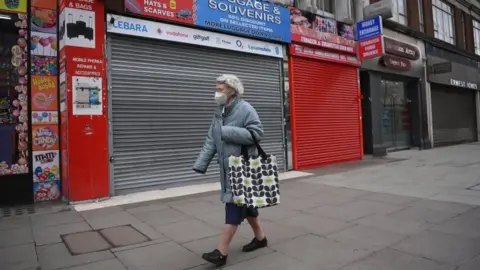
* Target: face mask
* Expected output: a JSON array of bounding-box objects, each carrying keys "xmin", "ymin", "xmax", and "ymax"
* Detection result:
[{"xmin": 215, "ymin": 92, "xmax": 227, "ymax": 105}]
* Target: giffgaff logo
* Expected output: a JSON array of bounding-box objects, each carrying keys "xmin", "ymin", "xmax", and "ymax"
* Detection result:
[
  {"xmin": 248, "ymin": 45, "xmax": 272, "ymax": 53},
  {"xmin": 193, "ymin": 34, "xmax": 210, "ymax": 41}
]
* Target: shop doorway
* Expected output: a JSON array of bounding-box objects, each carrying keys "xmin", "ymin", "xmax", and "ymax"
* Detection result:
[{"xmin": 380, "ymin": 80, "xmax": 412, "ymax": 151}]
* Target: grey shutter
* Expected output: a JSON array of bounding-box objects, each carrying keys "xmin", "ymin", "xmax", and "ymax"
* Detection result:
[
  {"xmin": 108, "ymin": 34, "xmax": 285, "ymax": 195},
  {"xmin": 431, "ymin": 85, "xmax": 478, "ymax": 147}
]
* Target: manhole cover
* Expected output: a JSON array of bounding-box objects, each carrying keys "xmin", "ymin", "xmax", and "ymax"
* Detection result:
[
  {"xmin": 0, "ymin": 205, "xmax": 35, "ymax": 219},
  {"xmin": 63, "ymin": 231, "xmax": 111, "ymax": 255}
]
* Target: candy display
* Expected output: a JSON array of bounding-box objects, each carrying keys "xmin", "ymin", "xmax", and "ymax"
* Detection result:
[
  {"xmin": 34, "ymin": 180, "xmax": 60, "ymax": 201},
  {"xmin": 31, "ymin": 7, "xmax": 57, "ymax": 33},
  {"xmin": 31, "ymin": 32, "xmax": 57, "ymax": 56},
  {"xmin": 32, "ymin": 125, "xmax": 59, "ymax": 151},
  {"xmin": 33, "ymin": 150, "xmax": 60, "ymax": 182},
  {"xmin": 31, "ymin": 55, "xmax": 57, "ymax": 76}
]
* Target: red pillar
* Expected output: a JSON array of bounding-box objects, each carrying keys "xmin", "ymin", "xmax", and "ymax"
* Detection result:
[{"xmin": 59, "ymin": 0, "xmax": 109, "ymax": 201}]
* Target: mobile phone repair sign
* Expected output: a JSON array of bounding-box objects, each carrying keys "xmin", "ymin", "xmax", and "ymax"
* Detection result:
[{"xmin": 196, "ymin": 0, "xmax": 291, "ymax": 43}]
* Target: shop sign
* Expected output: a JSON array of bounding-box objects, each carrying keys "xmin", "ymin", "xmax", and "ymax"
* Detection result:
[
  {"xmin": 107, "ymin": 14, "xmax": 284, "ymax": 58},
  {"xmin": 384, "ymin": 37, "xmax": 420, "ymax": 60},
  {"xmin": 430, "ymin": 61, "xmax": 452, "ymax": 74},
  {"xmin": 381, "ymin": 55, "xmax": 411, "ymax": 71},
  {"xmin": 450, "ymin": 79, "xmax": 478, "ymax": 90},
  {"xmin": 358, "ymin": 36, "xmax": 384, "ymax": 60},
  {"xmin": 196, "ymin": 0, "xmax": 291, "ymax": 43},
  {"xmin": 290, "ymin": 44, "xmax": 359, "ymax": 66},
  {"xmin": 356, "ymin": 16, "xmax": 383, "ymax": 41},
  {"xmin": 125, "ymin": 0, "xmax": 194, "ymax": 24},
  {"xmin": 290, "ymin": 7, "xmax": 356, "ymax": 54}
]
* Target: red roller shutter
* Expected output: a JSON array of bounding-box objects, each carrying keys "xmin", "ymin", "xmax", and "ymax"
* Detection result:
[{"xmin": 290, "ymin": 56, "xmax": 363, "ymax": 169}]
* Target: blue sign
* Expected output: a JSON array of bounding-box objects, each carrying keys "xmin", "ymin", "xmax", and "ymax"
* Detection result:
[
  {"xmin": 196, "ymin": 0, "xmax": 291, "ymax": 43},
  {"xmin": 356, "ymin": 16, "xmax": 383, "ymax": 41}
]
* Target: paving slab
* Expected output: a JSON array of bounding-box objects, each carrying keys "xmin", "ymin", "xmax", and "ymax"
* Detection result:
[
  {"xmin": 153, "ymin": 218, "xmax": 220, "ymax": 243},
  {"xmin": 326, "ymin": 224, "xmax": 407, "ymax": 251},
  {"xmin": 168, "ymin": 200, "xmax": 223, "ymax": 218},
  {"xmin": 340, "ymin": 248, "xmax": 455, "ymax": 270},
  {"xmin": 271, "ymin": 234, "xmax": 372, "ymax": 270},
  {"xmin": 431, "ymin": 215, "xmax": 480, "ymax": 239},
  {"xmin": 81, "ymin": 207, "xmax": 140, "ymax": 230},
  {"xmin": 0, "ymin": 226, "xmax": 34, "ymax": 248},
  {"xmin": 37, "ymin": 243, "xmax": 114, "ymax": 270},
  {"xmin": 221, "ymin": 252, "xmax": 316, "ymax": 270},
  {"xmin": 407, "ymin": 199, "xmax": 475, "ymax": 214},
  {"xmin": 61, "ymin": 259, "xmax": 127, "ymax": 270},
  {"xmin": 360, "ymin": 192, "xmax": 420, "ymax": 206},
  {"xmin": 393, "ymin": 230, "xmax": 480, "ymax": 265},
  {"xmin": 0, "ymin": 243, "xmax": 38, "ymax": 270},
  {"xmin": 305, "ymin": 192, "xmax": 358, "ymax": 207},
  {"xmin": 100, "ymin": 225, "xmax": 149, "ymax": 247},
  {"xmin": 353, "ymin": 214, "xmax": 430, "ymax": 235},
  {"xmin": 279, "ymin": 195, "xmax": 324, "ymax": 211},
  {"xmin": 132, "ymin": 207, "xmax": 191, "ymax": 227},
  {"xmin": 63, "ymin": 231, "xmax": 111, "ymax": 255},
  {"xmin": 388, "ymin": 205, "xmax": 459, "ymax": 224},
  {"xmin": 123, "ymin": 202, "xmax": 169, "ymax": 214},
  {"xmin": 305, "ymin": 200, "xmax": 406, "ymax": 222},
  {"xmin": 31, "ymin": 211, "xmax": 83, "ymax": 228},
  {"xmin": 33, "ymin": 221, "xmax": 91, "ymax": 246},
  {"xmin": 255, "ymin": 206, "xmax": 303, "ymax": 222},
  {"xmin": 182, "ymin": 233, "xmax": 275, "ymax": 267},
  {"xmin": 115, "ymin": 241, "xmax": 204, "ymax": 270},
  {"xmin": 237, "ymin": 220, "xmax": 308, "ymax": 246},
  {"xmin": 457, "ymin": 255, "xmax": 480, "ymax": 270},
  {"xmin": 275, "ymin": 213, "xmax": 354, "ymax": 236},
  {"xmin": 0, "ymin": 217, "xmax": 31, "ymax": 231}
]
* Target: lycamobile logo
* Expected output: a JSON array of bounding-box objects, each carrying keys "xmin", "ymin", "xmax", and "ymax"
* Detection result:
[{"xmin": 248, "ymin": 45, "xmax": 271, "ymax": 52}]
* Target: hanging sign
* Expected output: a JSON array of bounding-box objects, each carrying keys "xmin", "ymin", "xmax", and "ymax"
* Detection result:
[
  {"xmin": 196, "ymin": 0, "xmax": 291, "ymax": 43},
  {"xmin": 0, "ymin": 0, "xmax": 27, "ymax": 13},
  {"xmin": 356, "ymin": 16, "xmax": 383, "ymax": 41},
  {"xmin": 358, "ymin": 36, "xmax": 384, "ymax": 60}
]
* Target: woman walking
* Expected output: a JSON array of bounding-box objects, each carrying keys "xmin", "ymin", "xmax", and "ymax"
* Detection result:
[{"xmin": 193, "ymin": 74, "xmax": 268, "ymax": 267}]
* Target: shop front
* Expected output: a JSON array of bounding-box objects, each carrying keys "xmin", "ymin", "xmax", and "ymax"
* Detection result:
[
  {"xmin": 105, "ymin": 1, "xmax": 291, "ymax": 195},
  {"xmin": 0, "ymin": 1, "xmax": 61, "ymax": 206},
  {"xmin": 287, "ymin": 7, "xmax": 363, "ymax": 169},
  {"xmin": 426, "ymin": 44, "xmax": 480, "ymax": 147},
  {"xmin": 360, "ymin": 29, "xmax": 427, "ymax": 156}
]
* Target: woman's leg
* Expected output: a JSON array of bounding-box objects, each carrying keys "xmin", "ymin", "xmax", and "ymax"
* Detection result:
[
  {"xmin": 246, "ymin": 216, "xmax": 265, "ymax": 240},
  {"xmin": 243, "ymin": 209, "xmax": 268, "ymax": 252},
  {"xmin": 218, "ymin": 224, "xmax": 237, "ymax": 255}
]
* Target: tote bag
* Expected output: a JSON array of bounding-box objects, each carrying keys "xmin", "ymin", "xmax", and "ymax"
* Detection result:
[{"xmin": 228, "ymin": 131, "xmax": 280, "ymax": 208}]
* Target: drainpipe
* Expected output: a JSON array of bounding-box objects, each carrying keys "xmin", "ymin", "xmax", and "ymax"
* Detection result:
[{"xmin": 354, "ymin": 0, "xmax": 365, "ymax": 22}]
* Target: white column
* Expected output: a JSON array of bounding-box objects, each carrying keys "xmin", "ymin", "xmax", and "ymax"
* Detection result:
[{"xmin": 354, "ymin": 0, "xmax": 367, "ymax": 22}]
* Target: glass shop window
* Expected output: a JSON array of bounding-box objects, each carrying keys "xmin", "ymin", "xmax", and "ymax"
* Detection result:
[{"xmin": 0, "ymin": 12, "xmax": 29, "ymax": 176}]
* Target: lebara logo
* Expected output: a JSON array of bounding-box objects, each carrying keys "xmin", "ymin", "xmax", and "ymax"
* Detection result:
[
  {"xmin": 193, "ymin": 34, "xmax": 210, "ymax": 41},
  {"xmin": 248, "ymin": 45, "xmax": 272, "ymax": 53},
  {"xmin": 113, "ymin": 20, "xmax": 148, "ymax": 33}
]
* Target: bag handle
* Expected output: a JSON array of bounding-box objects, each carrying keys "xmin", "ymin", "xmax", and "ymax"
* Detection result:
[{"xmin": 241, "ymin": 130, "xmax": 268, "ymax": 161}]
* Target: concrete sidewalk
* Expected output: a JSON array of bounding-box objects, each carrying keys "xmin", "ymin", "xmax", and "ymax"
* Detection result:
[{"xmin": 1, "ymin": 144, "xmax": 480, "ymax": 270}]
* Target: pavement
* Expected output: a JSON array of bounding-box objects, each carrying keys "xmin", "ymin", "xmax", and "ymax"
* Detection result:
[{"xmin": 1, "ymin": 143, "xmax": 480, "ymax": 270}]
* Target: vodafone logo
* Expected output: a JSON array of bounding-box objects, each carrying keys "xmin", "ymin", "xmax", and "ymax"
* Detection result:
[{"xmin": 165, "ymin": 31, "xmax": 189, "ymax": 38}]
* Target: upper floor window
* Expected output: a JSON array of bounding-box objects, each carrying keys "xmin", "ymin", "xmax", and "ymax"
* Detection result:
[
  {"xmin": 296, "ymin": 0, "xmax": 334, "ymax": 16},
  {"xmin": 390, "ymin": 0, "xmax": 407, "ymax": 25},
  {"xmin": 432, "ymin": 0, "xmax": 455, "ymax": 44},
  {"xmin": 474, "ymin": 20, "xmax": 480, "ymax": 55},
  {"xmin": 418, "ymin": 0, "xmax": 424, "ymax": 32}
]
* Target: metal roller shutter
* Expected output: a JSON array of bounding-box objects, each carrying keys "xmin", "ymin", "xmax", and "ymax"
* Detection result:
[
  {"xmin": 290, "ymin": 56, "xmax": 362, "ymax": 169},
  {"xmin": 108, "ymin": 35, "xmax": 285, "ymax": 195},
  {"xmin": 431, "ymin": 85, "xmax": 477, "ymax": 146}
]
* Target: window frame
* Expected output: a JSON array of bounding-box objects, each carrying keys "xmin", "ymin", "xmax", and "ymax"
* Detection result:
[
  {"xmin": 432, "ymin": 0, "xmax": 455, "ymax": 44},
  {"xmin": 474, "ymin": 19, "xmax": 480, "ymax": 55},
  {"xmin": 389, "ymin": 0, "xmax": 408, "ymax": 25}
]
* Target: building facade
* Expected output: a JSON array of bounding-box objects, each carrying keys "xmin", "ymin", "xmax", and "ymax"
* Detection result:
[{"xmin": 360, "ymin": 0, "xmax": 480, "ymax": 155}]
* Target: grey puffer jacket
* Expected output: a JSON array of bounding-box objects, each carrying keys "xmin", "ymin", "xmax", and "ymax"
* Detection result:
[{"xmin": 193, "ymin": 98, "xmax": 264, "ymax": 203}]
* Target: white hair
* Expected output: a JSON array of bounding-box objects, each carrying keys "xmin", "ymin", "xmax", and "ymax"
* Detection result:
[{"xmin": 216, "ymin": 74, "xmax": 244, "ymax": 96}]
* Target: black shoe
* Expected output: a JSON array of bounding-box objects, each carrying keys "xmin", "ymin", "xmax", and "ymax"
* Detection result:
[
  {"xmin": 202, "ymin": 249, "xmax": 227, "ymax": 267},
  {"xmin": 242, "ymin": 237, "xmax": 268, "ymax": 252}
]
